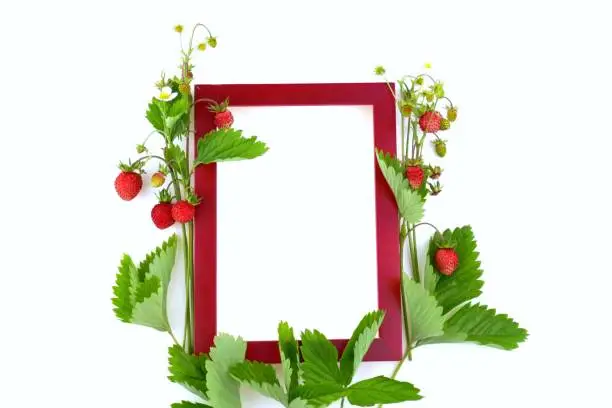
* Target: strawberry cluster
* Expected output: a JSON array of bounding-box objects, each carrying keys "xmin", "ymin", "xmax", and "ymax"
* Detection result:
[
  {"xmin": 114, "ymin": 166, "xmax": 198, "ymax": 229},
  {"xmin": 376, "ymin": 65, "xmax": 460, "ymax": 276}
]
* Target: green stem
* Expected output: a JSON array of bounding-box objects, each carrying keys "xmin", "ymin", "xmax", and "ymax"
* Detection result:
[
  {"xmin": 340, "ymin": 398, "xmax": 345, "ymax": 408},
  {"xmin": 408, "ymin": 222, "xmax": 440, "ymax": 234},
  {"xmin": 167, "ymin": 164, "xmax": 192, "ymax": 353},
  {"xmin": 407, "ymin": 226, "xmax": 420, "ymax": 283},
  {"xmin": 405, "ymin": 118, "xmax": 411, "ymax": 161},
  {"xmin": 399, "ymin": 228, "xmax": 413, "ymax": 358},
  {"xmin": 181, "ymin": 223, "xmax": 192, "ymax": 353},
  {"xmin": 400, "ymin": 115, "xmax": 405, "ymax": 163},
  {"xmin": 169, "ymin": 329, "xmax": 181, "ymax": 347}
]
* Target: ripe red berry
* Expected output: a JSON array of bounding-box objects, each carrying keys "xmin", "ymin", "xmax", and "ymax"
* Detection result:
[
  {"xmin": 419, "ymin": 111, "xmax": 443, "ymax": 133},
  {"xmin": 151, "ymin": 202, "xmax": 174, "ymax": 229},
  {"xmin": 434, "ymin": 248, "xmax": 459, "ymax": 276},
  {"xmin": 114, "ymin": 171, "xmax": 143, "ymax": 201},
  {"xmin": 406, "ymin": 166, "xmax": 425, "ymax": 189},
  {"xmin": 214, "ymin": 110, "xmax": 234, "ymax": 129},
  {"xmin": 171, "ymin": 200, "xmax": 196, "ymax": 223}
]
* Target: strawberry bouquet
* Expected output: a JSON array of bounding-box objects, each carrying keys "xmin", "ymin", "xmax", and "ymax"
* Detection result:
[{"xmin": 373, "ymin": 64, "xmax": 528, "ymax": 390}]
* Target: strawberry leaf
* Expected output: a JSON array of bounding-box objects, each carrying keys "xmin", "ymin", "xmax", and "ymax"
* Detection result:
[
  {"xmin": 146, "ymin": 99, "xmax": 164, "ymax": 132},
  {"xmin": 339, "ymin": 310, "xmax": 385, "ymax": 385},
  {"xmin": 205, "ymin": 334, "xmax": 247, "ymax": 408},
  {"xmin": 278, "ymin": 322, "xmax": 300, "ymax": 401},
  {"xmin": 168, "ymin": 345, "xmax": 208, "ymax": 400},
  {"xmin": 195, "ymin": 128, "xmax": 268, "ymax": 166},
  {"xmin": 230, "ymin": 361, "xmax": 287, "ymax": 405},
  {"xmin": 112, "ymin": 254, "xmax": 139, "ymax": 322},
  {"xmin": 402, "ymin": 276, "xmax": 445, "ymax": 345},
  {"xmin": 421, "ymin": 303, "xmax": 528, "ymax": 350},
  {"xmin": 295, "ymin": 382, "xmax": 347, "ymax": 405},
  {"xmin": 346, "ymin": 376, "xmax": 422, "ymax": 406},
  {"xmin": 430, "ymin": 226, "xmax": 484, "ymax": 313},
  {"xmin": 376, "ymin": 150, "xmax": 424, "ymax": 224},
  {"xmin": 171, "ymin": 402, "xmax": 211, "ymax": 408},
  {"xmin": 300, "ymin": 330, "xmax": 342, "ymax": 386},
  {"xmin": 112, "ymin": 236, "xmax": 177, "ymax": 332}
]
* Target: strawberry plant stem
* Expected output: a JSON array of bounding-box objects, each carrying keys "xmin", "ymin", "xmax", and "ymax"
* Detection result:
[{"xmin": 168, "ymin": 164, "xmax": 193, "ymax": 353}]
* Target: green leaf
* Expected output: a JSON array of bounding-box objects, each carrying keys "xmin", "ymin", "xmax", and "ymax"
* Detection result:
[
  {"xmin": 112, "ymin": 235, "xmax": 177, "ymax": 331},
  {"xmin": 112, "ymin": 254, "xmax": 138, "ymax": 322},
  {"xmin": 205, "ymin": 334, "xmax": 247, "ymax": 408},
  {"xmin": 347, "ymin": 376, "xmax": 422, "ymax": 406},
  {"xmin": 168, "ymin": 345, "xmax": 208, "ymax": 400},
  {"xmin": 171, "ymin": 402, "xmax": 211, "ymax": 408},
  {"xmin": 130, "ymin": 235, "xmax": 177, "ymax": 331},
  {"xmin": 431, "ymin": 226, "xmax": 484, "ymax": 313},
  {"xmin": 146, "ymin": 100, "xmax": 164, "ymax": 132},
  {"xmin": 402, "ymin": 276, "xmax": 445, "ymax": 345},
  {"xmin": 278, "ymin": 322, "xmax": 300, "ymax": 400},
  {"xmin": 165, "ymin": 144, "xmax": 189, "ymax": 180},
  {"xmin": 230, "ymin": 361, "xmax": 287, "ymax": 405},
  {"xmin": 300, "ymin": 330, "xmax": 342, "ymax": 386},
  {"xmin": 376, "ymin": 150, "xmax": 424, "ymax": 224},
  {"xmin": 168, "ymin": 93, "xmax": 190, "ymax": 117},
  {"xmin": 195, "ymin": 128, "xmax": 269, "ymax": 165},
  {"xmin": 439, "ymin": 303, "xmax": 528, "ymax": 350},
  {"xmin": 288, "ymin": 399, "xmax": 312, "ymax": 408},
  {"xmin": 296, "ymin": 383, "xmax": 346, "ymax": 406},
  {"xmin": 339, "ymin": 310, "xmax": 385, "ymax": 385}
]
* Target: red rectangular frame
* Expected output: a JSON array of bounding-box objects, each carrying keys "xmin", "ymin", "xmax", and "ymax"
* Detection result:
[{"xmin": 194, "ymin": 82, "xmax": 401, "ymax": 363}]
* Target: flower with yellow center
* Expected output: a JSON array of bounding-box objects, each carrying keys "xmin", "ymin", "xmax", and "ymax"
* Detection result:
[
  {"xmin": 174, "ymin": 25, "xmax": 184, "ymax": 33},
  {"xmin": 155, "ymin": 86, "xmax": 178, "ymax": 102},
  {"xmin": 197, "ymin": 43, "xmax": 206, "ymax": 51},
  {"xmin": 424, "ymin": 62, "xmax": 432, "ymax": 69}
]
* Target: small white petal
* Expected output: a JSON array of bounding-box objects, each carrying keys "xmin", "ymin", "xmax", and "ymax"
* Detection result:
[
  {"xmin": 161, "ymin": 86, "xmax": 173, "ymax": 94},
  {"xmin": 167, "ymin": 92, "xmax": 178, "ymax": 101}
]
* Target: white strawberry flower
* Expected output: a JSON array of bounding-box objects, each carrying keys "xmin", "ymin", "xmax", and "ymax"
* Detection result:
[{"xmin": 155, "ymin": 86, "xmax": 178, "ymax": 102}]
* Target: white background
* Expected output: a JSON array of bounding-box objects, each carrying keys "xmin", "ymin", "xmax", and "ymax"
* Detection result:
[
  {"xmin": 1, "ymin": 0, "xmax": 611, "ymax": 407},
  {"xmin": 216, "ymin": 106, "xmax": 378, "ymax": 340}
]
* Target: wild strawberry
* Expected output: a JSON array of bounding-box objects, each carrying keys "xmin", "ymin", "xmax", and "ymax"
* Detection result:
[
  {"xmin": 151, "ymin": 172, "xmax": 166, "ymax": 188},
  {"xmin": 115, "ymin": 171, "xmax": 142, "ymax": 201},
  {"xmin": 214, "ymin": 110, "xmax": 234, "ymax": 128},
  {"xmin": 419, "ymin": 111, "xmax": 442, "ymax": 133},
  {"xmin": 172, "ymin": 200, "xmax": 196, "ymax": 223},
  {"xmin": 434, "ymin": 248, "xmax": 459, "ymax": 276},
  {"xmin": 434, "ymin": 140, "xmax": 447, "ymax": 157},
  {"xmin": 209, "ymin": 98, "xmax": 234, "ymax": 129},
  {"xmin": 429, "ymin": 181, "xmax": 442, "ymax": 196},
  {"xmin": 178, "ymin": 82, "xmax": 190, "ymax": 95},
  {"xmin": 446, "ymin": 106, "xmax": 458, "ymax": 122},
  {"xmin": 400, "ymin": 103, "xmax": 413, "ymax": 117},
  {"xmin": 151, "ymin": 202, "xmax": 174, "ymax": 229},
  {"xmin": 440, "ymin": 118, "xmax": 451, "ymax": 130},
  {"xmin": 406, "ymin": 164, "xmax": 425, "ymax": 189},
  {"xmin": 429, "ymin": 165, "xmax": 443, "ymax": 179}
]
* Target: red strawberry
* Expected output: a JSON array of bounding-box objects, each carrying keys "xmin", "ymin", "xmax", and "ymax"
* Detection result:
[
  {"xmin": 172, "ymin": 200, "xmax": 196, "ymax": 223},
  {"xmin": 434, "ymin": 248, "xmax": 459, "ymax": 276},
  {"xmin": 151, "ymin": 202, "xmax": 174, "ymax": 229},
  {"xmin": 209, "ymin": 98, "xmax": 234, "ymax": 129},
  {"xmin": 406, "ymin": 165, "xmax": 425, "ymax": 189},
  {"xmin": 419, "ymin": 111, "xmax": 443, "ymax": 133},
  {"xmin": 214, "ymin": 110, "xmax": 234, "ymax": 129},
  {"xmin": 115, "ymin": 171, "xmax": 142, "ymax": 201}
]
